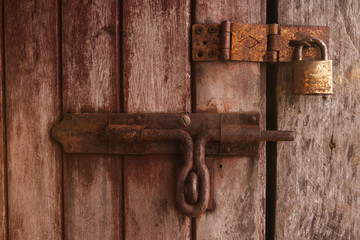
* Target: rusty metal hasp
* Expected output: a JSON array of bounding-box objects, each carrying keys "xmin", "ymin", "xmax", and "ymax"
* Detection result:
[
  {"xmin": 52, "ymin": 113, "xmax": 294, "ymax": 217},
  {"xmin": 192, "ymin": 21, "xmax": 330, "ymax": 63}
]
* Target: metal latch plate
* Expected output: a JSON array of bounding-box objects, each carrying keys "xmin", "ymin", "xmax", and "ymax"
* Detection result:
[{"xmin": 192, "ymin": 22, "xmax": 330, "ymax": 62}]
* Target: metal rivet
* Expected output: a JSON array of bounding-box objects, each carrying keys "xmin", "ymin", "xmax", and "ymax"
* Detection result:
[
  {"xmin": 179, "ymin": 115, "xmax": 191, "ymax": 127},
  {"xmin": 225, "ymin": 146, "xmax": 232, "ymax": 153},
  {"xmin": 249, "ymin": 115, "xmax": 257, "ymax": 123},
  {"xmin": 208, "ymin": 50, "xmax": 217, "ymax": 58},
  {"xmin": 195, "ymin": 27, "xmax": 203, "ymax": 34},
  {"xmin": 208, "ymin": 26, "xmax": 216, "ymax": 33}
]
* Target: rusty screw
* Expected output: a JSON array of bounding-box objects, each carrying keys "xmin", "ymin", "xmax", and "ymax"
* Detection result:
[
  {"xmin": 224, "ymin": 146, "xmax": 232, "ymax": 153},
  {"xmin": 208, "ymin": 50, "xmax": 217, "ymax": 58},
  {"xmin": 195, "ymin": 27, "xmax": 203, "ymax": 34},
  {"xmin": 249, "ymin": 115, "xmax": 257, "ymax": 123},
  {"xmin": 179, "ymin": 115, "xmax": 191, "ymax": 127},
  {"xmin": 208, "ymin": 26, "xmax": 217, "ymax": 33}
]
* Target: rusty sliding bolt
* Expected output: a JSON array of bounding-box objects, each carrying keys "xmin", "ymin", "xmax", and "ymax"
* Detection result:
[
  {"xmin": 105, "ymin": 124, "xmax": 294, "ymax": 218},
  {"xmin": 106, "ymin": 125, "xmax": 217, "ymax": 217},
  {"xmin": 221, "ymin": 126, "xmax": 294, "ymax": 143}
]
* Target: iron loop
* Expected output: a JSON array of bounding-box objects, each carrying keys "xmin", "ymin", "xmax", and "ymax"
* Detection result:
[{"xmin": 176, "ymin": 131, "xmax": 217, "ymax": 217}]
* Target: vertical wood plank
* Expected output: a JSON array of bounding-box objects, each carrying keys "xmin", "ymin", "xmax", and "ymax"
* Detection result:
[
  {"xmin": 62, "ymin": 0, "xmax": 122, "ymax": 239},
  {"xmin": 276, "ymin": 1, "xmax": 360, "ymax": 239},
  {"xmin": 123, "ymin": 0, "xmax": 191, "ymax": 113},
  {"xmin": 5, "ymin": 0, "xmax": 62, "ymax": 239},
  {"xmin": 122, "ymin": 0, "xmax": 191, "ymax": 239},
  {"xmin": 0, "ymin": 0, "xmax": 6, "ymax": 238},
  {"xmin": 194, "ymin": 1, "xmax": 266, "ymax": 239}
]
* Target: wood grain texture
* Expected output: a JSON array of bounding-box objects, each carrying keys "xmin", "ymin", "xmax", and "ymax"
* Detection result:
[
  {"xmin": 62, "ymin": 0, "xmax": 122, "ymax": 239},
  {"xmin": 62, "ymin": 0, "xmax": 119, "ymax": 113},
  {"xmin": 64, "ymin": 155, "xmax": 121, "ymax": 239},
  {"xmin": 194, "ymin": 1, "xmax": 266, "ymax": 239},
  {"xmin": 123, "ymin": 0, "xmax": 191, "ymax": 113},
  {"xmin": 4, "ymin": 0, "xmax": 62, "ymax": 239},
  {"xmin": 124, "ymin": 156, "xmax": 190, "ymax": 240},
  {"xmin": 276, "ymin": 1, "xmax": 360, "ymax": 239},
  {"xmin": 0, "ymin": 0, "xmax": 6, "ymax": 238},
  {"xmin": 122, "ymin": 0, "xmax": 191, "ymax": 238}
]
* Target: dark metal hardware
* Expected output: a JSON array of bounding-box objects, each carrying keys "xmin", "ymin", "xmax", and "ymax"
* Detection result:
[
  {"xmin": 192, "ymin": 21, "xmax": 330, "ymax": 63},
  {"xmin": 52, "ymin": 112, "xmax": 294, "ymax": 217}
]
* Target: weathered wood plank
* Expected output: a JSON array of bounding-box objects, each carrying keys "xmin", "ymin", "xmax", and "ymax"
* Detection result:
[
  {"xmin": 194, "ymin": 1, "xmax": 266, "ymax": 239},
  {"xmin": 122, "ymin": 0, "xmax": 191, "ymax": 238},
  {"xmin": 62, "ymin": 0, "xmax": 122, "ymax": 239},
  {"xmin": 62, "ymin": 0, "xmax": 119, "ymax": 113},
  {"xmin": 276, "ymin": 1, "xmax": 360, "ymax": 239},
  {"xmin": 4, "ymin": 0, "xmax": 62, "ymax": 238},
  {"xmin": 0, "ymin": 0, "xmax": 6, "ymax": 238},
  {"xmin": 123, "ymin": 0, "xmax": 191, "ymax": 113},
  {"xmin": 63, "ymin": 155, "xmax": 121, "ymax": 239},
  {"xmin": 124, "ymin": 156, "xmax": 190, "ymax": 239}
]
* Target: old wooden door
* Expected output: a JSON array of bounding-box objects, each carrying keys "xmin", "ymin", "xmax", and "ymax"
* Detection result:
[
  {"xmin": 0, "ymin": 0, "xmax": 358, "ymax": 240},
  {"xmin": 0, "ymin": 0, "xmax": 267, "ymax": 239}
]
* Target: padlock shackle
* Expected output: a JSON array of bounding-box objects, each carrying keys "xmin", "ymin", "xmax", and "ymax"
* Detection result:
[
  {"xmin": 293, "ymin": 37, "xmax": 328, "ymax": 61},
  {"xmin": 294, "ymin": 44, "xmax": 304, "ymax": 61},
  {"xmin": 308, "ymin": 37, "xmax": 328, "ymax": 60}
]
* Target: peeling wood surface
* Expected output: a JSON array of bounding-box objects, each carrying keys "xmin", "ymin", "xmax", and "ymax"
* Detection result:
[
  {"xmin": 62, "ymin": 0, "xmax": 122, "ymax": 239},
  {"xmin": 276, "ymin": 1, "xmax": 360, "ymax": 239},
  {"xmin": 194, "ymin": 0, "xmax": 266, "ymax": 239},
  {"xmin": 122, "ymin": 0, "xmax": 191, "ymax": 238},
  {"xmin": 4, "ymin": 0, "xmax": 62, "ymax": 239},
  {"xmin": 0, "ymin": 0, "xmax": 6, "ymax": 238}
]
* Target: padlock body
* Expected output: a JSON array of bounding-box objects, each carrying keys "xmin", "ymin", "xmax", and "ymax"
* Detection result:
[{"xmin": 293, "ymin": 60, "xmax": 332, "ymax": 94}]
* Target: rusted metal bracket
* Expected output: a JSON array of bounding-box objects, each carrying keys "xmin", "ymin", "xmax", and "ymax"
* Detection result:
[
  {"xmin": 52, "ymin": 113, "xmax": 294, "ymax": 217},
  {"xmin": 192, "ymin": 21, "xmax": 330, "ymax": 63}
]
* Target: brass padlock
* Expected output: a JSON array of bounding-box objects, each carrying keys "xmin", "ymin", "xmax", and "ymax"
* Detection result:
[{"xmin": 293, "ymin": 37, "xmax": 332, "ymax": 94}]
